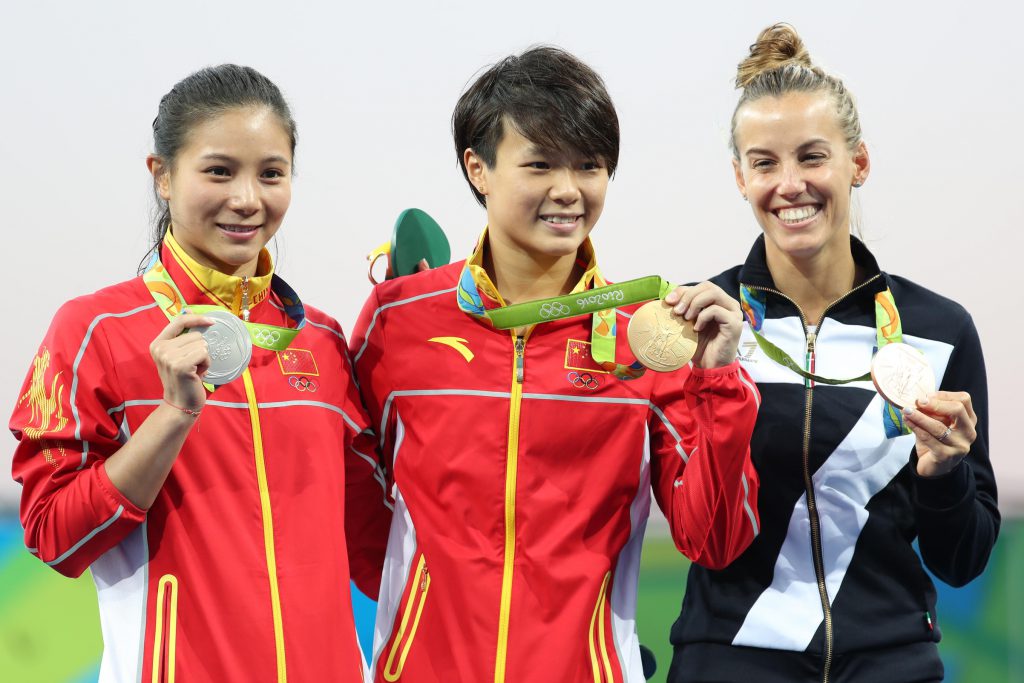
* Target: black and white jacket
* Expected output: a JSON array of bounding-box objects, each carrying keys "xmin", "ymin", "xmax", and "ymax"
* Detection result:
[{"xmin": 668, "ymin": 237, "xmax": 999, "ymax": 683}]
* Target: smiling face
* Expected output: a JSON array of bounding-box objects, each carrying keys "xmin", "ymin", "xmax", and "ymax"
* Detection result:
[
  {"xmin": 149, "ymin": 106, "xmax": 293, "ymax": 277},
  {"xmin": 465, "ymin": 122, "xmax": 609, "ymax": 268},
  {"xmin": 732, "ymin": 91, "xmax": 869, "ymax": 267}
]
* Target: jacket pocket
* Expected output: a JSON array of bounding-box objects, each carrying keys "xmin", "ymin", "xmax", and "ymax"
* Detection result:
[
  {"xmin": 382, "ymin": 554, "xmax": 431, "ymax": 682},
  {"xmin": 588, "ymin": 572, "xmax": 615, "ymax": 683},
  {"xmin": 151, "ymin": 574, "xmax": 179, "ymax": 683}
]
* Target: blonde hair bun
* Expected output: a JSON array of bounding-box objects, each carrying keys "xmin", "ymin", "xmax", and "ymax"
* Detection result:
[{"xmin": 736, "ymin": 23, "xmax": 812, "ymax": 89}]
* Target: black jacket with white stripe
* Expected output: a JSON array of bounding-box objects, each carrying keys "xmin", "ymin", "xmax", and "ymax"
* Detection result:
[{"xmin": 667, "ymin": 236, "xmax": 999, "ymax": 683}]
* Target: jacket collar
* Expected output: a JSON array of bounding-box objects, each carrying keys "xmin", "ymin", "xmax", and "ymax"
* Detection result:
[
  {"xmin": 457, "ymin": 227, "xmax": 602, "ymax": 320},
  {"xmin": 162, "ymin": 230, "xmax": 274, "ymax": 316},
  {"xmin": 738, "ymin": 234, "xmax": 887, "ymax": 297}
]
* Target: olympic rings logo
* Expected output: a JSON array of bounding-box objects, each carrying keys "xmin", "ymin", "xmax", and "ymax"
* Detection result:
[
  {"xmin": 288, "ymin": 375, "xmax": 318, "ymax": 392},
  {"xmin": 567, "ymin": 371, "xmax": 600, "ymax": 390},
  {"xmin": 254, "ymin": 328, "xmax": 282, "ymax": 345},
  {"xmin": 539, "ymin": 302, "xmax": 572, "ymax": 319},
  {"xmin": 576, "ymin": 289, "xmax": 624, "ymax": 308}
]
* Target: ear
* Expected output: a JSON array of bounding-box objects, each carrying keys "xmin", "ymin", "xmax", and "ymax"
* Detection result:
[
  {"xmin": 851, "ymin": 141, "xmax": 871, "ymax": 188},
  {"xmin": 732, "ymin": 157, "xmax": 748, "ymax": 200},
  {"xmin": 147, "ymin": 155, "xmax": 171, "ymax": 201},
  {"xmin": 464, "ymin": 148, "xmax": 488, "ymax": 196}
]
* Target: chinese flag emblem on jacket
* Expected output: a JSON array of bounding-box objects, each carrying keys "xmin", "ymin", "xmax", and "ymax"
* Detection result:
[{"xmin": 277, "ymin": 349, "xmax": 319, "ymax": 376}]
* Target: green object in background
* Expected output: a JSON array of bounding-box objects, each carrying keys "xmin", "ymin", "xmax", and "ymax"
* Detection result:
[
  {"xmin": 391, "ymin": 208, "xmax": 450, "ymax": 277},
  {"xmin": 368, "ymin": 208, "xmax": 451, "ymax": 283},
  {"xmin": 0, "ymin": 545, "xmax": 101, "ymax": 682}
]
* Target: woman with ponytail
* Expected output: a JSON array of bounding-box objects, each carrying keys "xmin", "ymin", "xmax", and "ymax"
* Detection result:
[
  {"xmin": 9, "ymin": 65, "xmax": 390, "ymax": 682},
  {"xmin": 668, "ymin": 24, "xmax": 999, "ymax": 683}
]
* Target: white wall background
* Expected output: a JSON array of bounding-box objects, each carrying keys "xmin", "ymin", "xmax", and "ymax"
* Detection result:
[{"xmin": 1, "ymin": 0, "xmax": 1020, "ymax": 512}]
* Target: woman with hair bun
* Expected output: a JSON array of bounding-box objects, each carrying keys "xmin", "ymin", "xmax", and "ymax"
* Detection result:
[
  {"xmin": 668, "ymin": 24, "xmax": 999, "ymax": 683},
  {"xmin": 9, "ymin": 65, "xmax": 390, "ymax": 681}
]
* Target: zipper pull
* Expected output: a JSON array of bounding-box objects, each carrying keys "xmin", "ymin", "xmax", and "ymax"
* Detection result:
[
  {"xmin": 420, "ymin": 564, "xmax": 429, "ymax": 592},
  {"xmin": 241, "ymin": 276, "xmax": 251, "ymax": 322},
  {"xmin": 925, "ymin": 611, "xmax": 934, "ymax": 631},
  {"xmin": 806, "ymin": 330, "xmax": 816, "ymax": 354},
  {"xmin": 514, "ymin": 335, "xmax": 525, "ymax": 384}
]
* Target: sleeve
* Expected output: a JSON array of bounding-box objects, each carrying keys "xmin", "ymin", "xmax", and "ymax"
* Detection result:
[
  {"xmin": 345, "ymin": 287, "xmax": 396, "ymax": 598},
  {"xmin": 9, "ymin": 301, "xmax": 147, "ymax": 578},
  {"xmin": 648, "ymin": 360, "xmax": 761, "ymax": 570},
  {"xmin": 912, "ymin": 314, "xmax": 999, "ymax": 587}
]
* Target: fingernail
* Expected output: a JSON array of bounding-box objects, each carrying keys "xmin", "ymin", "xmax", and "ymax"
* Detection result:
[
  {"xmin": 903, "ymin": 406, "xmax": 915, "ymax": 416},
  {"xmin": 918, "ymin": 397, "xmax": 929, "ymax": 406}
]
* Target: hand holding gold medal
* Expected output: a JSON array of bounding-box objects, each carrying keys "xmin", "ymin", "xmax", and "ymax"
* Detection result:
[{"xmin": 629, "ymin": 282, "xmax": 744, "ymax": 371}]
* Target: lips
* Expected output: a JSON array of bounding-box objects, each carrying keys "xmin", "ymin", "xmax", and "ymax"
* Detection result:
[
  {"xmin": 540, "ymin": 214, "xmax": 581, "ymax": 225},
  {"xmin": 774, "ymin": 205, "xmax": 820, "ymax": 225},
  {"xmin": 218, "ymin": 224, "xmax": 260, "ymax": 233}
]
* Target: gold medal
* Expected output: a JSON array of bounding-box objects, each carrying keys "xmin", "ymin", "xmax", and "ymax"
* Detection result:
[
  {"xmin": 870, "ymin": 342, "xmax": 935, "ymax": 409},
  {"xmin": 627, "ymin": 301, "xmax": 698, "ymax": 372}
]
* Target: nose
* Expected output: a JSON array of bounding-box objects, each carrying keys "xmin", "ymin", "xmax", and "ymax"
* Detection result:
[
  {"xmin": 549, "ymin": 168, "xmax": 582, "ymax": 204},
  {"xmin": 776, "ymin": 163, "xmax": 806, "ymax": 198},
  {"xmin": 228, "ymin": 176, "xmax": 260, "ymax": 215}
]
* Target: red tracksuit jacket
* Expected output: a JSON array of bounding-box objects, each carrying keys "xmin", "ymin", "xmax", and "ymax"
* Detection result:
[
  {"xmin": 10, "ymin": 235, "xmax": 390, "ymax": 682},
  {"xmin": 349, "ymin": 236, "xmax": 761, "ymax": 682}
]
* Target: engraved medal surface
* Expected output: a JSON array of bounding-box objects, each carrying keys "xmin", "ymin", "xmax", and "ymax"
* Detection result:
[
  {"xmin": 870, "ymin": 342, "xmax": 935, "ymax": 409},
  {"xmin": 627, "ymin": 301, "xmax": 698, "ymax": 372},
  {"xmin": 198, "ymin": 310, "xmax": 253, "ymax": 386}
]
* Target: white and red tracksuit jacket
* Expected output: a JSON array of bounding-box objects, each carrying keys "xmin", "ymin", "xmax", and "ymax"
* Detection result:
[
  {"xmin": 349, "ymin": 235, "xmax": 761, "ymax": 683},
  {"xmin": 10, "ymin": 234, "xmax": 391, "ymax": 682}
]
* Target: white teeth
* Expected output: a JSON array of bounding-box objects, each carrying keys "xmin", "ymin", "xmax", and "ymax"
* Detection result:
[
  {"xmin": 543, "ymin": 215, "xmax": 578, "ymax": 224},
  {"xmin": 220, "ymin": 224, "xmax": 257, "ymax": 233},
  {"xmin": 777, "ymin": 206, "xmax": 819, "ymax": 223}
]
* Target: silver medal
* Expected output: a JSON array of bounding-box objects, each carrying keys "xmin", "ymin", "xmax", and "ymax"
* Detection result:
[{"xmin": 198, "ymin": 310, "xmax": 252, "ymax": 385}]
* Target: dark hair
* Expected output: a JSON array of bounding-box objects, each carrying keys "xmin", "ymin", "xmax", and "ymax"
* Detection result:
[
  {"xmin": 142, "ymin": 64, "xmax": 297, "ymax": 269},
  {"xmin": 452, "ymin": 46, "xmax": 619, "ymax": 207}
]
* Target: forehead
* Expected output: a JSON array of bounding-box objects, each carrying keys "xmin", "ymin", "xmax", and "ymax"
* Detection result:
[
  {"xmin": 493, "ymin": 122, "xmax": 583, "ymax": 162},
  {"xmin": 734, "ymin": 92, "xmax": 843, "ymax": 151},
  {"xmin": 181, "ymin": 106, "xmax": 293, "ymax": 158}
]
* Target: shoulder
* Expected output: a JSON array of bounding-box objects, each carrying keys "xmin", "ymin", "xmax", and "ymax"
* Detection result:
[
  {"xmin": 370, "ymin": 261, "xmax": 463, "ymax": 306},
  {"xmin": 298, "ymin": 303, "xmax": 349, "ymax": 344},
  {"xmin": 885, "ymin": 273, "xmax": 974, "ymax": 344},
  {"xmin": 707, "ymin": 265, "xmax": 744, "ymax": 295},
  {"xmin": 50, "ymin": 277, "xmax": 154, "ymax": 333}
]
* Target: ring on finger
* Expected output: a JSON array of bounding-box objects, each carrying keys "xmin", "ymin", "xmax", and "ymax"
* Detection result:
[{"xmin": 937, "ymin": 426, "xmax": 953, "ymax": 444}]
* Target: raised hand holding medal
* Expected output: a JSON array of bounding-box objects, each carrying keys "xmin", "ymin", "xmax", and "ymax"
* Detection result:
[
  {"xmin": 661, "ymin": 281, "xmax": 745, "ymax": 370},
  {"xmin": 150, "ymin": 312, "xmax": 216, "ymax": 418}
]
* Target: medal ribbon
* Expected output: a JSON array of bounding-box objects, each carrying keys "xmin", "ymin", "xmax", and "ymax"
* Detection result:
[
  {"xmin": 739, "ymin": 284, "xmax": 911, "ymax": 436},
  {"xmin": 458, "ymin": 271, "xmax": 675, "ymax": 381},
  {"xmin": 143, "ymin": 254, "xmax": 306, "ymax": 388}
]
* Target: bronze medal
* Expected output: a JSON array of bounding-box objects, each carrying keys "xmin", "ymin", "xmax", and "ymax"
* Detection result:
[
  {"xmin": 627, "ymin": 301, "xmax": 698, "ymax": 372},
  {"xmin": 870, "ymin": 342, "xmax": 935, "ymax": 409}
]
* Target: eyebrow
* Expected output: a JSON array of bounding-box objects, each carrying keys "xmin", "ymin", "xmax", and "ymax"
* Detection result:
[
  {"xmin": 743, "ymin": 138, "xmax": 832, "ymax": 157},
  {"xmin": 200, "ymin": 153, "xmax": 290, "ymax": 164}
]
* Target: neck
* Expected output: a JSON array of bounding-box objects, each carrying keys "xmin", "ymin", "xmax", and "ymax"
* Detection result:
[
  {"xmin": 766, "ymin": 242, "xmax": 859, "ymax": 326},
  {"xmin": 484, "ymin": 239, "xmax": 581, "ymax": 305}
]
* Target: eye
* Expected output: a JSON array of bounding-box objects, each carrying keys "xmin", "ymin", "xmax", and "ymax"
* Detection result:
[
  {"xmin": 580, "ymin": 160, "xmax": 603, "ymax": 171},
  {"xmin": 205, "ymin": 166, "xmax": 231, "ymax": 177},
  {"xmin": 802, "ymin": 153, "xmax": 828, "ymax": 165},
  {"xmin": 527, "ymin": 161, "xmax": 550, "ymax": 170},
  {"xmin": 751, "ymin": 159, "xmax": 775, "ymax": 171},
  {"xmin": 262, "ymin": 168, "xmax": 286, "ymax": 179}
]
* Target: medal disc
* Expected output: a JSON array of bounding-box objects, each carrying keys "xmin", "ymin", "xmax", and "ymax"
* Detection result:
[
  {"xmin": 870, "ymin": 342, "xmax": 934, "ymax": 409},
  {"xmin": 627, "ymin": 301, "xmax": 699, "ymax": 372},
  {"xmin": 198, "ymin": 310, "xmax": 253, "ymax": 386}
]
